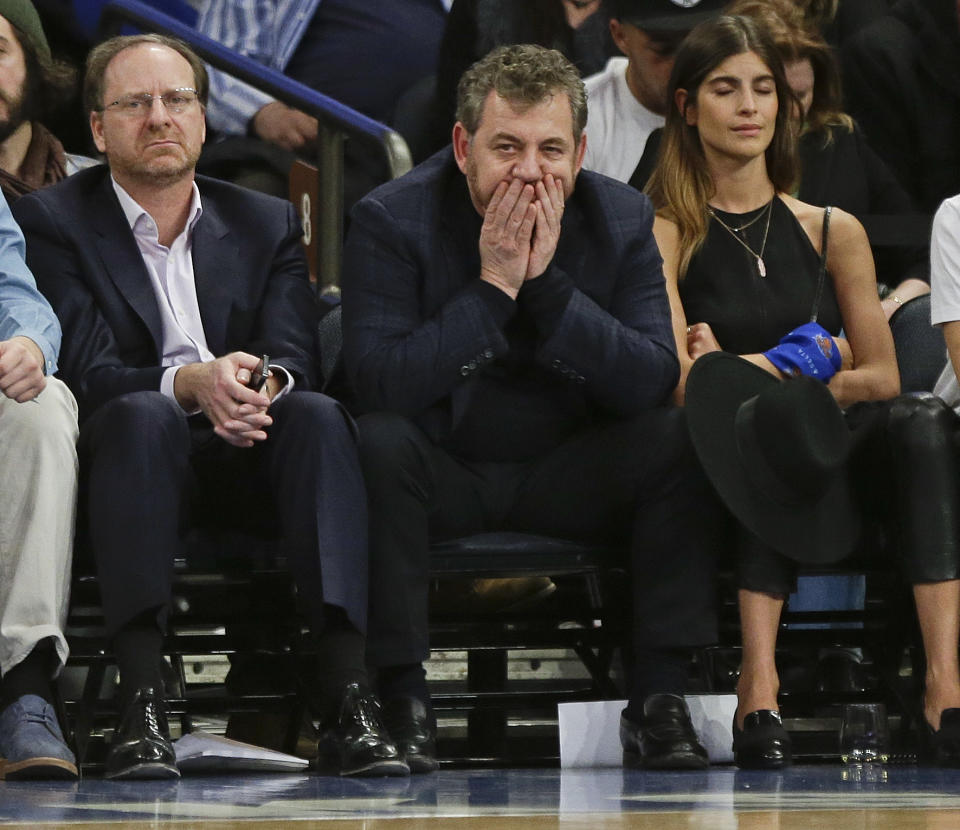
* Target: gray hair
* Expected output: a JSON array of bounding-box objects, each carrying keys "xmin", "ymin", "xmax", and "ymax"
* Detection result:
[{"xmin": 455, "ymin": 44, "xmax": 587, "ymax": 140}]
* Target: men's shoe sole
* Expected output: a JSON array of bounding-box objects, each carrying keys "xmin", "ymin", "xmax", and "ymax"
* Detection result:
[
  {"xmin": 405, "ymin": 754, "xmax": 439, "ymax": 774},
  {"xmin": 104, "ymin": 761, "xmax": 180, "ymax": 780},
  {"xmin": 0, "ymin": 756, "xmax": 79, "ymax": 780},
  {"xmin": 643, "ymin": 750, "xmax": 710, "ymax": 770},
  {"xmin": 340, "ymin": 757, "xmax": 410, "ymax": 778},
  {"xmin": 623, "ymin": 749, "xmax": 709, "ymax": 771}
]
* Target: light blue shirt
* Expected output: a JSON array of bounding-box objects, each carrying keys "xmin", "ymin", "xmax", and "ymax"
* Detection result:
[
  {"xmin": 197, "ymin": 0, "xmax": 453, "ymax": 135},
  {"xmin": 0, "ymin": 196, "xmax": 59, "ymax": 375}
]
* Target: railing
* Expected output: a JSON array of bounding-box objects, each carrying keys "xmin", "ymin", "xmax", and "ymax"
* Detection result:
[{"xmin": 98, "ymin": 0, "xmax": 414, "ymax": 292}]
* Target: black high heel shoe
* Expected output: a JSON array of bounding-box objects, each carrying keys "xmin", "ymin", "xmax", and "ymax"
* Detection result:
[
  {"xmin": 920, "ymin": 708, "xmax": 960, "ymax": 767},
  {"xmin": 732, "ymin": 710, "xmax": 792, "ymax": 769}
]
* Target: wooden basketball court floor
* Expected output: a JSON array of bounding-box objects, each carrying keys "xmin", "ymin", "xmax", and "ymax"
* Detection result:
[{"xmin": 2, "ymin": 765, "xmax": 960, "ymax": 829}]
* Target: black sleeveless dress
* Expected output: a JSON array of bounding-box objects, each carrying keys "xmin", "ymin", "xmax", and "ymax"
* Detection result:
[
  {"xmin": 679, "ymin": 197, "xmax": 960, "ymax": 591},
  {"xmin": 679, "ymin": 196, "xmax": 842, "ymax": 351},
  {"xmin": 680, "ymin": 197, "xmax": 845, "ymax": 589}
]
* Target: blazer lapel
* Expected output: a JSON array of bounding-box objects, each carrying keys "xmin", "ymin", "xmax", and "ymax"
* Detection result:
[
  {"xmin": 90, "ymin": 180, "xmax": 164, "ymax": 360},
  {"xmin": 190, "ymin": 197, "xmax": 237, "ymax": 356}
]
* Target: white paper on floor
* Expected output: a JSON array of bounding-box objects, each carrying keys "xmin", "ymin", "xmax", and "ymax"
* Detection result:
[{"xmin": 558, "ymin": 695, "xmax": 737, "ymax": 767}]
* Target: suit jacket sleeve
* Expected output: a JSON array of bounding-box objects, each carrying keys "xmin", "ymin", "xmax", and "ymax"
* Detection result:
[
  {"xmin": 14, "ymin": 180, "xmax": 318, "ymax": 419},
  {"xmin": 343, "ymin": 191, "xmax": 516, "ymax": 416},
  {"xmin": 13, "ymin": 191, "xmax": 167, "ymax": 415},
  {"xmin": 517, "ymin": 198, "xmax": 679, "ymax": 414},
  {"xmin": 228, "ymin": 200, "xmax": 319, "ymax": 389},
  {"xmin": 342, "ymin": 171, "xmax": 678, "ymax": 417}
]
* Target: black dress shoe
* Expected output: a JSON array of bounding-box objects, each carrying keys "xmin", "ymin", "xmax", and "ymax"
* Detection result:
[
  {"xmin": 620, "ymin": 694, "xmax": 709, "ymax": 770},
  {"xmin": 105, "ymin": 688, "xmax": 179, "ymax": 780},
  {"xmin": 382, "ymin": 696, "xmax": 438, "ymax": 774},
  {"xmin": 315, "ymin": 684, "xmax": 409, "ymax": 777},
  {"xmin": 733, "ymin": 710, "xmax": 792, "ymax": 769},
  {"xmin": 920, "ymin": 708, "xmax": 960, "ymax": 767}
]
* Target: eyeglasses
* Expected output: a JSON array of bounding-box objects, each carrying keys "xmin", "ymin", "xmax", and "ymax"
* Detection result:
[{"xmin": 100, "ymin": 88, "xmax": 199, "ymax": 116}]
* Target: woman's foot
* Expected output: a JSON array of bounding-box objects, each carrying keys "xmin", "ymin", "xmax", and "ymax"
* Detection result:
[
  {"xmin": 732, "ymin": 709, "xmax": 792, "ymax": 770},
  {"xmin": 920, "ymin": 706, "xmax": 960, "ymax": 767},
  {"xmin": 922, "ymin": 681, "xmax": 960, "ymax": 732},
  {"xmin": 735, "ymin": 671, "xmax": 779, "ymax": 731},
  {"xmin": 920, "ymin": 677, "xmax": 960, "ymax": 766}
]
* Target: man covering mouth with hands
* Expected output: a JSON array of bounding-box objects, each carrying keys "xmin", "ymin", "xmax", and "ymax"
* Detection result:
[{"xmin": 342, "ymin": 44, "xmax": 727, "ymax": 771}]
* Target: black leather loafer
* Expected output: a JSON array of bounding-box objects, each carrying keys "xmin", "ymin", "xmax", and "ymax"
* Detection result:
[
  {"xmin": 382, "ymin": 696, "xmax": 438, "ymax": 774},
  {"xmin": 105, "ymin": 687, "xmax": 179, "ymax": 780},
  {"xmin": 620, "ymin": 694, "xmax": 709, "ymax": 770},
  {"xmin": 315, "ymin": 683, "xmax": 410, "ymax": 777},
  {"xmin": 921, "ymin": 708, "xmax": 960, "ymax": 767},
  {"xmin": 733, "ymin": 709, "xmax": 792, "ymax": 769}
]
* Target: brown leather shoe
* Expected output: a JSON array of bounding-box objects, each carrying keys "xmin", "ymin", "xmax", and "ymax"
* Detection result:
[{"xmin": 430, "ymin": 577, "xmax": 556, "ymax": 615}]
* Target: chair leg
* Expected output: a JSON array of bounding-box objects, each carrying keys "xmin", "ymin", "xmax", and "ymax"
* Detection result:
[
  {"xmin": 74, "ymin": 661, "xmax": 108, "ymax": 766},
  {"xmin": 467, "ymin": 649, "xmax": 508, "ymax": 757}
]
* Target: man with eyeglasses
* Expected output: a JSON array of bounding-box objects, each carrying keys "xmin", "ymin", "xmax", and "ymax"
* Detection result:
[{"xmin": 12, "ymin": 34, "xmax": 403, "ymax": 780}]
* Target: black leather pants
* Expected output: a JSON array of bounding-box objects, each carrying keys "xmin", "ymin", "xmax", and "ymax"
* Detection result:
[{"xmin": 739, "ymin": 393, "xmax": 960, "ymax": 594}]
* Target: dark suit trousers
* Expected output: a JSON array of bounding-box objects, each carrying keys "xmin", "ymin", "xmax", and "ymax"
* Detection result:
[
  {"xmin": 357, "ymin": 407, "xmax": 725, "ymax": 667},
  {"xmin": 79, "ymin": 390, "xmax": 369, "ymax": 638}
]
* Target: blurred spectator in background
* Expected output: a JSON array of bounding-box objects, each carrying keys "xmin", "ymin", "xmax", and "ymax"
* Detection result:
[
  {"xmin": 194, "ymin": 0, "xmax": 451, "ymax": 199},
  {"xmin": 424, "ymin": 0, "xmax": 617, "ymax": 158},
  {"xmin": 728, "ymin": 0, "xmax": 928, "ymax": 316},
  {"xmin": 842, "ymin": 0, "xmax": 960, "ymax": 215},
  {"xmin": 581, "ymin": 0, "xmax": 724, "ymax": 182},
  {"xmin": 0, "ymin": 0, "xmax": 93, "ymax": 203},
  {"xmin": 793, "ymin": 0, "xmax": 890, "ymax": 46}
]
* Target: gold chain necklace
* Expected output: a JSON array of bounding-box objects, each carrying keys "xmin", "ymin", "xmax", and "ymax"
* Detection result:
[{"xmin": 708, "ymin": 199, "xmax": 774, "ymax": 278}]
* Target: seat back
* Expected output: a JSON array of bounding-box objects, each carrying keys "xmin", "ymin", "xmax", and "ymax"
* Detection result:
[{"xmin": 889, "ymin": 294, "xmax": 947, "ymax": 393}]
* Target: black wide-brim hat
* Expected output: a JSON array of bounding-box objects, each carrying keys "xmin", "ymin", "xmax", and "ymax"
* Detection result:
[{"xmin": 686, "ymin": 351, "xmax": 860, "ymax": 563}]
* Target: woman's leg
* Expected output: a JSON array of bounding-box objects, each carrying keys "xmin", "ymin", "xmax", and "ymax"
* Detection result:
[
  {"xmin": 869, "ymin": 395, "xmax": 960, "ymax": 729},
  {"xmin": 736, "ymin": 526, "xmax": 796, "ymax": 727},
  {"xmin": 736, "ymin": 588, "xmax": 786, "ymax": 727},
  {"xmin": 914, "ymin": 580, "xmax": 960, "ymax": 729}
]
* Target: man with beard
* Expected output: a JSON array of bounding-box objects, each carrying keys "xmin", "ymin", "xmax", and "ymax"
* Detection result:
[
  {"xmin": 0, "ymin": 0, "xmax": 93, "ymax": 202},
  {"xmin": 12, "ymin": 34, "xmax": 402, "ymax": 780},
  {"xmin": 342, "ymin": 44, "xmax": 725, "ymax": 771}
]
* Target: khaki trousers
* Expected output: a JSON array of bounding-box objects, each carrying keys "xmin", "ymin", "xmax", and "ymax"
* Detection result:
[{"xmin": 0, "ymin": 377, "xmax": 78, "ymax": 676}]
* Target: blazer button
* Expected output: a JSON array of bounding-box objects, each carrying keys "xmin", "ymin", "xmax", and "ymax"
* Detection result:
[
  {"xmin": 460, "ymin": 365, "xmax": 471, "ymax": 376},
  {"xmin": 483, "ymin": 348, "xmax": 494, "ymax": 360},
  {"xmin": 552, "ymin": 359, "xmax": 562, "ymax": 369},
  {"xmin": 576, "ymin": 375, "xmax": 586, "ymax": 384}
]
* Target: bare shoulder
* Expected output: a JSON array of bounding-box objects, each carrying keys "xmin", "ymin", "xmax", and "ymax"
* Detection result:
[
  {"xmin": 779, "ymin": 194, "xmax": 866, "ymax": 255},
  {"xmin": 652, "ymin": 213, "xmax": 680, "ymax": 246},
  {"xmin": 652, "ymin": 213, "xmax": 681, "ymax": 274}
]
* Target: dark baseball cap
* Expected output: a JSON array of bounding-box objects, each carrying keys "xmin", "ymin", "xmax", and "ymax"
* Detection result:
[{"xmin": 610, "ymin": 0, "xmax": 727, "ymax": 31}]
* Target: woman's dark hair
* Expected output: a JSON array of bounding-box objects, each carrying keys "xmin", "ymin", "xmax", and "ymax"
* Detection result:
[{"xmin": 645, "ymin": 14, "xmax": 800, "ymax": 278}]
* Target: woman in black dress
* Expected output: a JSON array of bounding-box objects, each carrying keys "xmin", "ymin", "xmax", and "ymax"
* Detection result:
[{"xmin": 649, "ymin": 15, "xmax": 960, "ymax": 769}]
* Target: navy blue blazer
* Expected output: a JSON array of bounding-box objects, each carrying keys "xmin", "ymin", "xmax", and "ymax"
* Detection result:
[
  {"xmin": 12, "ymin": 165, "xmax": 318, "ymax": 421},
  {"xmin": 342, "ymin": 149, "xmax": 678, "ymax": 444}
]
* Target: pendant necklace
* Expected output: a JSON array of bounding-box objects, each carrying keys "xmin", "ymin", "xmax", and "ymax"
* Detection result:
[{"xmin": 708, "ymin": 198, "xmax": 774, "ymax": 278}]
